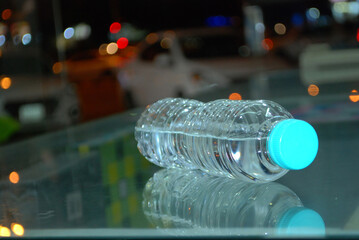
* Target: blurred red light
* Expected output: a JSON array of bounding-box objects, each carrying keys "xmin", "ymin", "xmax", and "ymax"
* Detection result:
[
  {"xmin": 357, "ymin": 28, "xmax": 359, "ymax": 42},
  {"xmin": 117, "ymin": 37, "xmax": 128, "ymax": 49},
  {"xmin": 110, "ymin": 22, "xmax": 121, "ymax": 34},
  {"xmin": 1, "ymin": 9, "xmax": 12, "ymax": 20},
  {"xmin": 262, "ymin": 38, "xmax": 274, "ymax": 50}
]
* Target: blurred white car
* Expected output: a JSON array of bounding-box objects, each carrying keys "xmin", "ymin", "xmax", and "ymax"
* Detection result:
[{"xmin": 121, "ymin": 28, "xmax": 240, "ymax": 106}]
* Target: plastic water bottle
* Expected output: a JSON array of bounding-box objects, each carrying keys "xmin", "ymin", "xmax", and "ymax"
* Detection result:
[
  {"xmin": 143, "ymin": 169, "xmax": 325, "ymax": 236},
  {"xmin": 135, "ymin": 98, "xmax": 319, "ymax": 182}
]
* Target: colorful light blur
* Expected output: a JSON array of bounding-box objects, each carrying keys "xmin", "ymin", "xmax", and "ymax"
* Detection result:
[
  {"xmin": 292, "ymin": 13, "xmax": 304, "ymax": 27},
  {"xmin": 145, "ymin": 33, "xmax": 159, "ymax": 44},
  {"xmin": 109, "ymin": 22, "xmax": 121, "ymax": 34},
  {"xmin": 306, "ymin": 7, "xmax": 320, "ymax": 21},
  {"xmin": 98, "ymin": 43, "xmax": 108, "ymax": 55},
  {"xmin": 349, "ymin": 89, "xmax": 359, "ymax": 102},
  {"xmin": 117, "ymin": 37, "xmax": 128, "ymax": 49},
  {"xmin": 229, "ymin": 93, "xmax": 242, "ymax": 100},
  {"xmin": 0, "ymin": 77, "xmax": 11, "ymax": 89},
  {"xmin": 160, "ymin": 37, "xmax": 172, "ymax": 49},
  {"xmin": 308, "ymin": 84, "xmax": 319, "ymax": 96},
  {"xmin": 274, "ymin": 23, "xmax": 286, "ymax": 35},
  {"xmin": 0, "ymin": 35, "xmax": 5, "ymax": 47},
  {"xmin": 11, "ymin": 223, "xmax": 24, "ymax": 236},
  {"xmin": 255, "ymin": 23, "xmax": 265, "ymax": 33},
  {"xmin": 0, "ymin": 226, "xmax": 10, "ymax": 237},
  {"xmin": 262, "ymin": 38, "xmax": 273, "ymax": 50},
  {"xmin": 64, "ymin": 27, "xmax": 75, "ymax": 39},
  {"xmin": 106, "ymin": 42, "xmax": 118, "ymax": 54},
  {"xmin": 1, "ymin": 9, "xmax": 12, "ymax": 20},
  {"xmin": 22, "ymin": 33, "xmax": 31, "ymax": 45},
  {"xmin": 9, "ymin": 171, "xmax": 19, "ymax": 184},
  {"xmin": 206, "ymin": 16, "xmax": 231, "ymax": 27},
  {"xmin": 357, "ymin": 28, "xmax": 359, "ymax": 42},
  {"xmin": 52, "ymin": 62, "xmax": 63, "ymax": 74}
]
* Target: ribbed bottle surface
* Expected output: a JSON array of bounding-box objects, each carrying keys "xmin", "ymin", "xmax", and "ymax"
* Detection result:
[
  {"xmin": 143, "ymin": 169, "xmax": 303, "ymax": 231},
  {"xmin": 135, "ymin": 98, "xmax": 293, "ymax": 182}
]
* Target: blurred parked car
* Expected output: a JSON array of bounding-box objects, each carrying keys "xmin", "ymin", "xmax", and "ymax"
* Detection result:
[{"xmin": 122, "ymin": 27, "xmax": 290, "ymax": 106}]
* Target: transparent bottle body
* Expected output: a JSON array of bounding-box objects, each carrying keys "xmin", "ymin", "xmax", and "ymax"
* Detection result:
[
  {"xmin": 135, "ymin": 98, "xmax": 293, "ymax": 182},
  {"xmin": 143, "ymin": 169, "xmax": 303, "ymax": 231}
]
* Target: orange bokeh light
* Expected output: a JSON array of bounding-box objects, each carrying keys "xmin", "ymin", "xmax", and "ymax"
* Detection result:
[
  {"xmin": 262, "ymin": 38, "xmax": 274, "ymax": 50},
  {"xmin": 52, "ymin": 62, "xmax": 63, "ymax": 74},
  {"xmin": 11, "ymin": 223, "xmax": 24, "ymax": 236},
  {"xmin": 229, "ymin": 93, "xmax": 242, "ymax": 100},
  {"xmin": 349, "ymin": 89, "xmax": 359, "ymax": 102},
  {"xmin": 0, "ymin": 77, "xmax": 11, "ymax": 89},
  {"xmin": 9, "ymin": 171, "xmax": 19, "ymax": 184},
  {"xmin": 1, "ymin": 9, "xmax": 12, "ymax": 20},
  {"xmin": 308, "ymin": 84, "xmax": 319, "ymax": 96}
]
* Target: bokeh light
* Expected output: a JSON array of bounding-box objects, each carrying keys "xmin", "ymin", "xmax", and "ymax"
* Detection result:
[
  {"xmin": 52, "ymin": 62, "xmax": 63, "ymax": 74},
  {"xmin": 0, "ymin": 226, "xmax": 10, "ymax": 237},
  {"xmin": 117, "ymin": 37, "xmax": 128, "ymax": 49},
  {"xmin": 1, "ymin": 77, "xmax": 11, "ymax": 89},
  {"xmin": 9, "ymin": 171, "xmax": 19, "ymax": 184},
  {"xmin": 160, "ymin": 38, "xmax": 172, "ymax": 49},
  {"xmin": 22, "ymin": 33, "xmax": 32, "ymax": 45},
  {"xmin": 255, "ymin": 23, "xmax": 265, "ymax": 33},
  {"xmin": 1, "ymin": 9, "xmax": 12, "ymax": 20},
  {"xmin": 357, "ymin": 28, "xmax": 359, "ymax": 42},
  {"xmin": 145, "ymin": 33, "xmax": 159, "ymax": 44},
  {"xmin": 64, "ymin": 27, "xmax": 75, "ymax": 39},
  {"xmin": 308, "ymin": 84, "xmax": 319, "ymax": 96},
  {"xmin": 0, "ymin": 35, "xmax": 5, "ymax": 47},
  {"xmin": 109, "ymin": 22, "xmax": 121, "ymax": 34},
  {"xmin": 74, "ymin": 23, "xmax": 91, "ymax": 40},
  {"xmin": 349, "ymin": 89, "xmax": 359, "ymax": 102},
  {"xmin": 106, "ymin": 42, "xmax": 118, "ymax": 54},
  {"xmin": 229, "ymin": 93, "xmax": 242, "ymax": 100},
  {"xmin": 99, "ymin": 43, "xmax": 108, "ymax": 55},
  {"xmin": 306, "ymin": 7, "xmax": 320, "ymax": 21},
  {"xmin": 274, "ymin": 23, "xmax": 286, "ymax": 35},
  {"xmin": 11, "ymin": 223, "xmax": 24, "ymax": 236},
  {"xmin": 262, "ymin": 38, "xmax": 273, "ymax": 50}
]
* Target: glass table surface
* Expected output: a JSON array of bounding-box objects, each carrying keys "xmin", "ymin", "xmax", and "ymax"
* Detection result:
[{"xmin": 0, "ymin": 70, "xmax": 358, "ymax": 239}]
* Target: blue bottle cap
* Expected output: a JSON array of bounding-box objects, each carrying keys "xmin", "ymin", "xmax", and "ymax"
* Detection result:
[
  {"xmin": 277, "ymin": 207, "xmax": 325, "ymax": 236},
  {"xmin": 268, "ymin": 119, "xmax": 318, "ymax": 170}
]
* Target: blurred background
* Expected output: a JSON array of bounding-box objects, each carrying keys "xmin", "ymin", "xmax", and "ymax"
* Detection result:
[{"xmin": 0, "ymin": 0, "xmax": 359, "ymax": 144}]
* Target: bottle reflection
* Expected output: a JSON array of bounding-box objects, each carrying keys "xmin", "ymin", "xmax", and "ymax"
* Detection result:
[{"xmin": 143, "ymin": 169, "xmax": 325, "ymax": 237}]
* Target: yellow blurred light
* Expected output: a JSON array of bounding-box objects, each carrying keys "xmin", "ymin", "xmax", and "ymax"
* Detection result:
[
  {"xmin": 160, "ymin": 38, "xmax": 172, "ymax": 49},
  {"xmin": 52, "ymin": 62, "xmax": 63, "ymax": 74},
  {"xmin": 229, "ymin": 93, "xmax": 242, "ymax": 100},
  {"xmin": 1, "ymin": 77, "xmax": 11, "ymax": 89},
  {"xmin": 106, "ymin": 42, "xmax": 118, "ymax": 55},
  {"xmin": 145, "ymin": 33, "xmax": 159, "ymax": 44},
  {"xmin": 308, "ymin": 84, "xmax": 319, "ymax": 96},
  {"xmin": 11, "ymin": 223, "xmax": 24, "ymax": 236},
  {"xmin": 274, "ymin": 23, "xmax": 286, "ymax": 35},
  {"xmin": 99, "ymin": 43, "xmax": 108, "ymax": 55},
  {"xmin": 0, "ymin": 226, "xmax": 11, "ymax": 237},
  {"xmin": 349, "ymin": 89, "xmax": 359, "ymax": 102},
  {"xmin": 9, "ymin": 171, "xmax": 19, "ymax": 184}
]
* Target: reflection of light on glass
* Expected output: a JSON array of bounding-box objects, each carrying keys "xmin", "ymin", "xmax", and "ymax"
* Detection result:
[
  {"xmin": 306, "ymin": 7, "xmax": 320, "ymax": 21},
  {"xmin": 238, "ymin": 45, "xmax": 251, "ymax": 57},
  {"xmin": 0, "ymin": 35, "xmax": 6, "ymax": 47},
  {"xmin": 9, "ymin": 171, "xmax": 19, "ymax": 184},
  {"xmin": 255, "ymin": 22, "xmax": 265, "ymax": 33},
  {"xmin": 109, "ymin": 22, "xmax": 121, "ymax": 34},
  {"xmin": 145, "ymin": 33, "xmax": 158, "ymax": 44},
  {"xmin": 0, "ymin": 226, "xmax": 11, "ymax": 237},
  {"xmin": 11, "ymin": 223, "xmax": 24, "ymax": 236},
  {"xmin": 1, "ymin": 77, "xmax": 11, "ymax": 89},
  {"xmin": 274, "ymin": 23, "xmax": 286, "ymax": 35},
  {"xmin": 22, "ymin": 33, "xmax": 31, "ymax": 45},
  {"xmin": 1, "ymin": 9, "xmax": 12, "ymax": 20},
  {"xmin": 52, "ymin": 62, "xmax": 63, "ymax": 74},
  {"xmin": 229, "ymin": 93, "xmax": 242, "ymax": 100},
  {"xmin": 106, "ymin": 42, "xmax": 118, "ymax": 54},
  {"xmin": 64, "ymin": 27, "xmax": 75, "ymax": 39},
  {"xmin": 262, "ymin": 38, "xmax": 273, "ymax": 50},
  {"xmin": 349, "ymin": 89, "xmax": 359, "ymax": 102},
  {"xmin": 308, "ymin": 84, "xmax": 319, "ymax": 96},
  {"xmin": 117, "ymin": 37, "xmax": 128, "ymax": 49},
  {"xmin": 160, "ymin": 38, "xmax": 172, "ymax": 49},
  {"xmin": 98, "ymin": 43, "xmax": 108, "ymax": 55}
]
